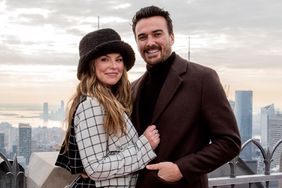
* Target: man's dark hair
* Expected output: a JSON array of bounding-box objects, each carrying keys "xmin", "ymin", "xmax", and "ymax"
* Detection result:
[{"xmin": 131, "ymin": 5, "xmax": 173, "ymax": 36}]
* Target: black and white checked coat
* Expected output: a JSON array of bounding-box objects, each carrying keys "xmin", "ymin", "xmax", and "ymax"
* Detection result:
[{"xmin": 56, "ymin": 96, "xmax": 156, "ymax": 188}]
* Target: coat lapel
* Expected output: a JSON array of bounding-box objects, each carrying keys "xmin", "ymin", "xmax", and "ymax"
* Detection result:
[
  {"xmin": 152, "ymin": 55, "xmax": 187, "ymax": 123},
  {"xmin": 131, "ymin": 72, "xmax": 148, "ymax": 133}
]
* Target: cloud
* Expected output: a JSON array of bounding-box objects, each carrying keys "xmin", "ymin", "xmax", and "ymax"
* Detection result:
[
  {"xmin": 1, "ymin": 0, "xmax": 282, "ymax": 108},
  {"xmin": 1, "ymin": 0, "xmax": 282, "ymax": 70},
  {"xmin": 0, "ymin": 0, "xmax": 282, "ymax": 66}
]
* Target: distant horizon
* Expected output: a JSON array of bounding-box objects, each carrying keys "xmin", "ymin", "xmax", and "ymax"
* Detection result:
[
  {"xmin": 0, "ymin": 102, "xmax": 64, "ymax": 111},
  {"xmin": 0, "ymin": 100, "xmax": 281, "ymax": 115}
]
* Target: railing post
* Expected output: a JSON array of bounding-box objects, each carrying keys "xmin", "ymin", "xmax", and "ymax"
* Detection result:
[
  {"xmin": 0, "ymin": 152, "xmax": 25, "ymax": 188},
  {"xmin": 240, "ymin": 138, "xmax": 282, "ymax": 175},
  {"xmin": 209, "ymin": 138, "xmax": 282, "ymax": 188},
  {"xmin": 265, "ymin": 181, "xmax": 269, "ymax": 188},
  {"xmin": 228, "ymin": 156, "xmax": 239, "ymax": 178}
]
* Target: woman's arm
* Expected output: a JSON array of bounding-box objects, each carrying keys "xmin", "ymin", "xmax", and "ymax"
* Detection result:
[{"xmin": 74, "ymin": 98, "xmax": 157, "ymax": 181}]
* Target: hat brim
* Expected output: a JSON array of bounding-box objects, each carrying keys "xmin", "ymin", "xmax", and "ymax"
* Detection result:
[{"xmin": 78, "ymin": 40, "xmax": 135, "ymax": 79}]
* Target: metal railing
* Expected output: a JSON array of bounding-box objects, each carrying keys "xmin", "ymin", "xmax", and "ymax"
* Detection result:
[
  {"xmin": 0, "ymin": 153, "xmax": 25, "ymax": 188},
  {"xmin": 209, "ymin": 138, "xmax": 282, "ymax": 188},
  {"xmin": 0, "ymin": 139, "xmax": 282, "ymax": 188}
]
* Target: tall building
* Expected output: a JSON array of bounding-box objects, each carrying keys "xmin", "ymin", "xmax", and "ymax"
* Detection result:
[
  {"xmin": 43, "ymin": 102, "xmax": 49, "ymax": 121},
  {"xmin": 260, "ymin": 104, "xmax": 282, "ymax": 169},
  {"xmin": 18, "ymin": 123, "xmax": 32, "ymax": 165},
  {"xmin": 0, "ymin": 122, "xmax": 15, "ymax": 155},
  {"xmin": 234, "ymin": 90, "xmax": 253, "ymax": 160},
  {"xmin": 58, "ymin": 100, "xmax": 65, "ymax": 121},
  {"xmin": 60, "ymin": 100, "xmax": 64, "ymax": 111},
  {"xmin": 260, "ymin": 104, "xmax": 275, "ymax": 148},
  {"xmin": 0, "ymin": 132, "xmax": 5, "ymax": 155},
  {"xmin": 268, "ymin": 113, "xmax": 282, "ymax": 169}
]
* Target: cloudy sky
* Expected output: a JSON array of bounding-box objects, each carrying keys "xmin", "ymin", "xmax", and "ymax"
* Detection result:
[{"xmin": 0, "ymin": 0, "xmax": 282, "ymax": 112}]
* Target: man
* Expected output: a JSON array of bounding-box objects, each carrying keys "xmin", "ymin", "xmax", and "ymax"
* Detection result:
[{"xmin": 130, "ymin": 5, "xmax": 241, "ymax": 188}]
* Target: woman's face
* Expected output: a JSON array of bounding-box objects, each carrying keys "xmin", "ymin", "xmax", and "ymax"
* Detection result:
[{"xmin": 93, "ymin": 53, "xmax": 124, "ymax": 86}]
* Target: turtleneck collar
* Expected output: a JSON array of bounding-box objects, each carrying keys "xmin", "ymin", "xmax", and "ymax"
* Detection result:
[{"xmin": 138, "ymin": 52, "xmax": 175, "ymax": 130}]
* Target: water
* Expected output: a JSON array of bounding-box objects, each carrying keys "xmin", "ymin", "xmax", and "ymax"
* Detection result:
[{"xmin": 0, "ymin": 109, "xmax": 64, "ymax": 128}]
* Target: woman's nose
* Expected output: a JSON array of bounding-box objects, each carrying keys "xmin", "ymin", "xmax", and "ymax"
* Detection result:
[{"xmin": 110, "ymin": 60, "xmax": 118, "ymax": 68}]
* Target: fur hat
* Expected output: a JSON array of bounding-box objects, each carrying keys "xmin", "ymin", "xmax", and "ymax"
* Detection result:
[{"xmin": 77, "ymin": 28, "xmax": 135, "ymax": 80}]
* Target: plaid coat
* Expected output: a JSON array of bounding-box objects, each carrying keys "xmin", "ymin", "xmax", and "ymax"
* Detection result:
[{"xmin": 56, "ymin": 97, "xmax": 156, "ymax": 188}]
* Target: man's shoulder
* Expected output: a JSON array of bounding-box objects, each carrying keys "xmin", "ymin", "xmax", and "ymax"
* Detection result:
[
  {"xmin": 131, "ymin": 77, "xmax": 142, "ymax": 88},
  {"xmin": 131, "ymin": 72, "xmax": 146, "ymax": 87},
  {"xmin": 174, "ymin": 53, "xmax": 216, "ymax": 75}
]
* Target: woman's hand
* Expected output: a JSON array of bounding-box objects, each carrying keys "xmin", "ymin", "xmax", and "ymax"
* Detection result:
[{"xmin": 143, "ymin": 125, "xmax": 160, "ymax": 150}]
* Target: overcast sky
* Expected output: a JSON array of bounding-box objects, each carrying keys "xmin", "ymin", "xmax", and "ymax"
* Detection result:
[{"xmin": 0, "ymin": 0, "xmax": 282, "ymax": 112}]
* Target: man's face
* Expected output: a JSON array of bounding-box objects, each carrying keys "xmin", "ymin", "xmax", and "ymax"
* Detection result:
[{"xmin": 134, "ymin": 16, "xmax": 174, "ymax": 65}]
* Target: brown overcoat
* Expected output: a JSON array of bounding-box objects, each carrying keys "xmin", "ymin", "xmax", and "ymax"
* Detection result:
[{"xmin": 131, "ymin": 54, "xmax": 241, "ymax": 188}]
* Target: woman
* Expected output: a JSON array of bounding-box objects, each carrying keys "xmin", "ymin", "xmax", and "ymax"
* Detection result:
[{"xmin": 55, "ymin": 28, "xmax": 160, "ymax": 188}]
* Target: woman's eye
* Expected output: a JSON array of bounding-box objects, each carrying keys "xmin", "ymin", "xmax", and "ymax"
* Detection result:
[
  {"xmin": 100, "ymin": 57, "xmax": 108, "ymax": 62},
  {"xmin": 117, "ymin": 58, "xmax": 123, "ymax": 62}
]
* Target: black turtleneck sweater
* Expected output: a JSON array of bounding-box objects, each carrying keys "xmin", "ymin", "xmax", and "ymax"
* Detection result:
[{"xmin": 139, "ymin": 52, "xmax": 176, "ymax": 132}]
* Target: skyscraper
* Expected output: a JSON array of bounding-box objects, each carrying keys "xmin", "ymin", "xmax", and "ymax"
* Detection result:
[
  {"xmin": 267, "ymin": 112, "xmax": 282, "ymax": 168},
  {"xmin": 235, "ymin": 90, "xmax": 253, "ymax": 160},
  {"xmin": 0, "ymin": 132, "xmax": 5, "ymax": 155},
  {"xmin": 18, "ymin": 123, "xmax": 32, "ymax": 165},
  {"xmin": 58, "ymin": 100, "xmax": 65, "ymax": 121},
  {"xmin": 60, "ymin": 100, "xmax": 64, "ymax": 111},
  {"xmin": 43, "ymin": 102, "xmax": 49, "ymax": 121},
  {"xmin": 260, "ymin": 104, "xmax": 275, "ymax": 148}
]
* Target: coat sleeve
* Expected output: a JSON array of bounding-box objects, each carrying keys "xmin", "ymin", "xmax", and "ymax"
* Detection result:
[
  {"xmin": 175, "ymin": 69, "xmax": 241, "ymax": 182},
  {"xmin": 74, "ymin": 99, "xmax": 156, "ymax": 181}
]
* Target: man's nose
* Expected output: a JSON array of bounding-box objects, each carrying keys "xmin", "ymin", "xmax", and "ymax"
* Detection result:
[{"xmin": 146, "ymin": 35, "xmax": 156, "ymax": 46}]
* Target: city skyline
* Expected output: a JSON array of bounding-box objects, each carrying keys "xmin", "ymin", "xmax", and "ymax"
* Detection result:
[{"xmin": 0, "ymin": 1, "xmax": 282, "ymax": 111}]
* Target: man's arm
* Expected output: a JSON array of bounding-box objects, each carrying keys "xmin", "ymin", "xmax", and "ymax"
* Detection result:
[{"xmin": 146, "ymin": 69, "xmax": 241, "ymax": 183}]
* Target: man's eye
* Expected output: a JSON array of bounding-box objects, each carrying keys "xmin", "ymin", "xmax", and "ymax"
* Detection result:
[
  {"xmin": 154, "ymin": 32, "xmax": 161, "ymax": 37},
  {"xmin": 138, "ymin": 36, "xmax": 146, "ymax": 41}
]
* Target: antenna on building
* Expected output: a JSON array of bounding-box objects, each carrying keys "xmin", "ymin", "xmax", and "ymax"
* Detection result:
[
  {"xmin": 188, "ymin": 36, "xmax": 191, "ymax": 61},
  {"xmin": 98, "ymin": 16, "xmax": 100, "ymax": 29},
  {"xmin": 224, "ymin": 84, "xmax": 230, "ymax": 99}
]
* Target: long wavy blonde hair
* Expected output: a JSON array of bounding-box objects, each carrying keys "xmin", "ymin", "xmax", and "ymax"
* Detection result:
[{"xmin": 62, "ymin": 59, "xmax": 132, "ymax": 151}]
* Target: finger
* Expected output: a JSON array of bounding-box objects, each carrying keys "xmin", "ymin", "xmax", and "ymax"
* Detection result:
[
  {"xmin": 146, "ymin": 163, "xmax": 160, "ymax": 170},
  {"xmin": 154, "ymin": 129, "xmax": 158, "ymax": 134},
  {"xmin": 154, "ymin": 132, "xmax": 160, "ymax": 138},
  {"xmin": 145, "ymin": 125, "xmax": 155, "ymax": 133},
  {"xmin": 155, "ymin": 131, "xmax": 159, "ymax": 136},
  {"xmin": 148, "ymin": 125, "xmax": 156, "ymax": 131},
  {"xmin": 154, "ymin": 136, "xmax": 160, "ymax": 142},
  {"xmin": 156, "ymin": 136, "xmax": 160, "ymax": 141}
]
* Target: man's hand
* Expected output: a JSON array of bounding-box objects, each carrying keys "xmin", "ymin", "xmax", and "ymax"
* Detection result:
[{"xmin": 146, "ymin": 162, "xmax": 183, "ymax": 182}]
